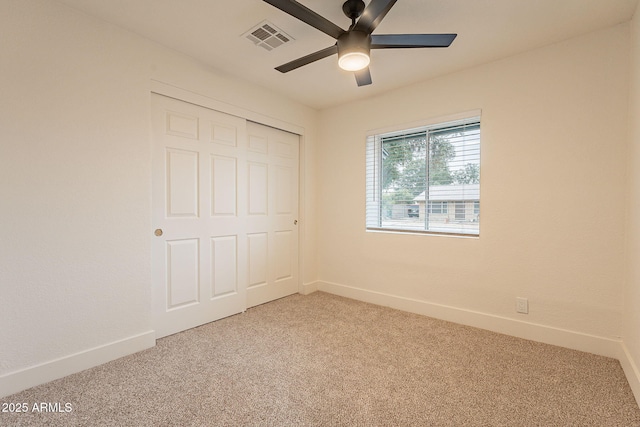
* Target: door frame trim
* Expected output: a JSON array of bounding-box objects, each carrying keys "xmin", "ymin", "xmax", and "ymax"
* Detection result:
[{"xmin": 150, "ymin": 80, "xmax": 304, "ymax": 135}]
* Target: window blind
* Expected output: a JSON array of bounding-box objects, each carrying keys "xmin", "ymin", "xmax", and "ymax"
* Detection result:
[{"xmin": 366, "ymin": 115, "xmax": 481, "ymax": 236}]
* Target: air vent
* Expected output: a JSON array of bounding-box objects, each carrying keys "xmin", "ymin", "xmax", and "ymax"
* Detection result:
[{"xmin": 244, "ymin": 20, "xmax": 293, "ymax": 51}]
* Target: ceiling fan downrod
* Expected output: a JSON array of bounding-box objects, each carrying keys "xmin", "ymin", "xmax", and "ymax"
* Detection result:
[{"xmin": 342, "ymin": 0, "xmax": 366, "ymax": 27}]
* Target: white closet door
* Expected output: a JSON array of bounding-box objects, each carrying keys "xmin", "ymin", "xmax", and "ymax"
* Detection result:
[
  {"xmin": 246, "ymin": 121, "xmax": 299, "ymax": 308},
  {"xmin": 151, "ymin": 94, "xmax": 247, "ymax": 338}
]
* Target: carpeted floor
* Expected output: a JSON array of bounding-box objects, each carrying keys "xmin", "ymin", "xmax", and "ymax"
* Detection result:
[{"xmin": 2, "ymin": 292, "xmax": 639, "ymax": 426}]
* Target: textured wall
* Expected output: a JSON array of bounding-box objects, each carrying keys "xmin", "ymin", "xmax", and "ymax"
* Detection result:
[{"xmin": 317, "ymin": 23, "xmax": 630, "ymax": 339}]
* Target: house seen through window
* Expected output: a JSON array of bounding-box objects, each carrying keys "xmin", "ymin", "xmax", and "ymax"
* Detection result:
[{"xmin": 366, "ymin": 114, "xmax": 481, "ymax": 236}]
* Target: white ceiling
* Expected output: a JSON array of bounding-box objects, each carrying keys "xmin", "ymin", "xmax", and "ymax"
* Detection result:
[{"xmin": 56, "ymin": 0, "xmax": 638, "ymax": 110}]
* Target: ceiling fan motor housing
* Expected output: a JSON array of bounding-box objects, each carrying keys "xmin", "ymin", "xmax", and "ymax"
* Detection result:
[
  {"xmin": 337, "ymin": 30, "xmax": 371, "ymax": 71},
  {"xmin": 338, "ymin": 30, "xmax": 371, "ymax": 55}
]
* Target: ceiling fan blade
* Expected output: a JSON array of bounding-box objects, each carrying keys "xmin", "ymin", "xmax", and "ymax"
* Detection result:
[
  {"xmin": 263, "ymin": 0, "xmax": 345, "ymax": 39},
  {"xmin": 275, "ymin": 45, "xmax": 338, "ymax": 73},
  {"xmin": 353, "ymin": 0, "xmax": 397, "ymax": 34},
  {"xmin": 355, "ymin": 67, "xmax": 372, "ymax": 86},
  {"xmin": 371, "ymin": 34, "xmax": 457, "ymax": 49}
]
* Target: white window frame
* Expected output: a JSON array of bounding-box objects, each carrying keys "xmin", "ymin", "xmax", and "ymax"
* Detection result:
[
  {"xmin": 429, "ymin": 201, "xmax": 448, "ymax": 215},
  {"xmin": 366, "ymin": 110, "xmax": 481, "ymax": 237}
]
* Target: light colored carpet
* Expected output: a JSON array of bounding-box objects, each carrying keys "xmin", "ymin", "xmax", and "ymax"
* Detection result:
[{"xmin": 2, "ymin": 292, "xmax": 639, "ymax": 426}]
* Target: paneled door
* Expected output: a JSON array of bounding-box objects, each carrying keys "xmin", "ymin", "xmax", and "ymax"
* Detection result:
[
  {"xmin": 151, "ymin": 94, "xmax": 248, "ymax": 338},
  {"xmin": 245, "ymin": 121, "xmax": 299, "ymax": 308},
  {"xmin": 151, "ymin": 94, "xmax": 300, "ymax": 338}
]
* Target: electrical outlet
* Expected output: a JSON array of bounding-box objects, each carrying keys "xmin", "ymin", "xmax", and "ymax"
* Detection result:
[{"xmin": 516, "ymin": 297, "xmax": 529, "ymax": 314}]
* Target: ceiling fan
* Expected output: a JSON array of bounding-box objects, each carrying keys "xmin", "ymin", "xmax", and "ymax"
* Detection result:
[{"xmin": 262, "ymin": 0, "xmax": 457, "ymax": 86}]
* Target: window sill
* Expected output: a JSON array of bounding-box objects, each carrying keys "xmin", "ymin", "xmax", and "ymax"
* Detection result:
[{"xmin": 365, "ymin": 227, "xmax": 479, "ymax": 239}]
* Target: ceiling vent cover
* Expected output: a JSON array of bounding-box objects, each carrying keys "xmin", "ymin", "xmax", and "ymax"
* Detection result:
[{"xmin": 244, "ymin": 20, "xmax": 294, "ymax": 51}]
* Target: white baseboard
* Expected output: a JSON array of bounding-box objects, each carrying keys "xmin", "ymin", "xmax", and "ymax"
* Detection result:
[
  {"xmin": 0, "ymin": 331, "xmax": 155, "ymax": 398},
  {"xmin": 314, "ymin": 280, "xmax": 622, "ymax": 359},
  {"xmin": 300, "ymin": 281, "xmax": 319, "ymax": 295},
  {"xmin": 619, "ymin": 343, "xmax": 640, "ymax": 405}
]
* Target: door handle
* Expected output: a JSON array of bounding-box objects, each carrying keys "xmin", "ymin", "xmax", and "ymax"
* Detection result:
[
  {"xmin": 154, "ymin": 229, "xmax": 163, "ymax": 236},
  {"xmin": 294, "ymin": 220, "xmax": 298, "ymax": 225}
]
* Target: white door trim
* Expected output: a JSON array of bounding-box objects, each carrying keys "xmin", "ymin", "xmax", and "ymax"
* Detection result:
[{"xmin": 150, "ymin": 79, "xmax": 305, "ymax": 136}]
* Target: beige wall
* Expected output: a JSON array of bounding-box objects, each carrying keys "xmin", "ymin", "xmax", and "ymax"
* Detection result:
[
  {"xmin": 317, "ymin": 23, "xmax": 630, "ymax": 340},
  {"xmin": 0, "ymin": 0, "xmax": 318, "ymax": 395},
  {"xmin": 624, "ymin": 0, "xmax": 640, "ymax": 400}
]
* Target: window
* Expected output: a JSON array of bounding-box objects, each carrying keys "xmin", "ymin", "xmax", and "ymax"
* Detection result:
[
  {"xmin": 366, "ymin": 113, "xmax": 480, "ymax": 236},
  {"xmin": 455, "ymin": 202, "xmax": 465, "ymax": 221},
  {"xmin": 428, "ymin": 201, "xmax": 448, "ymax": 215}
]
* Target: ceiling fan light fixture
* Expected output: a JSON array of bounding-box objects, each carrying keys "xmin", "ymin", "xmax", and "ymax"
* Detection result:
[
  {"xmin": 338, "ymin": 51, "xmax": 370, "ymax": 71},
  {"xmin": 337, "ymin": 30, "xmax": 371, "ymax": 71}
]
